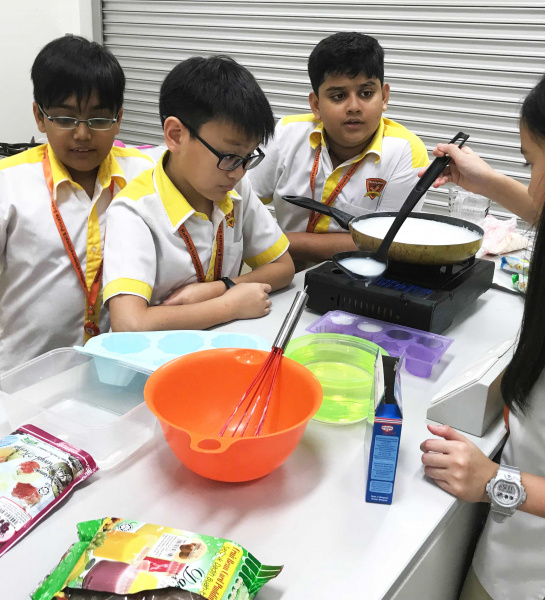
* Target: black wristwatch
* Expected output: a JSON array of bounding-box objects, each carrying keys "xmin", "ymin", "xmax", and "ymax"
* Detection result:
[{"xmin": 220, "ymin": 277, "xmax": 236, "ymax": 290}]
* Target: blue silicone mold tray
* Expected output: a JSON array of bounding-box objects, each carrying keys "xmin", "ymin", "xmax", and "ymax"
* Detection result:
[
  {"xmin": 306, "ymin": 311, "xmax": 453, "ymax": 378},
  {"xmin": 75, "ymin": 331, "xmax": 270, "ymax": 385}
]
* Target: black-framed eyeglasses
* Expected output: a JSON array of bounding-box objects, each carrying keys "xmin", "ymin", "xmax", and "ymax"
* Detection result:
[
  {"xmin": 179, "ymin": 119, "xmax": 265, "ymax": 171},
  {"xmin": 39, "ymin": 105, "xmax": 119, "ymax": 131}
]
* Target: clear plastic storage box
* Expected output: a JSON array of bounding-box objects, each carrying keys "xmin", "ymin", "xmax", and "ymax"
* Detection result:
[{"xmin": 0, "ymin": 348, "xmax": 156, "ymax": 471}]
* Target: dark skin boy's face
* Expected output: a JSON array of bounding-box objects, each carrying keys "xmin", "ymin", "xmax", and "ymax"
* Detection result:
[
  {"xmin": 309, "ymin": 73, "xmax": 389, "ymax": 164},
  {"xmin": 33, "ymin": 92, "xmax": 122, "ymax": 182}
]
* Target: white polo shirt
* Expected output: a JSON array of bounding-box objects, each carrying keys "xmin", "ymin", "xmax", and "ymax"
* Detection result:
[
  {"xmin": 472, "ymin": 373, "xmax": 545, "ymax": 599},
  {"xmin": 103, "ymin": 152, "xmax": 289, "ymax": 306},
  {"xmin": 248, "ymin": 115, "xmax": 430, "ymax": 233},
  {"xmin": 0, "ymin": 144, "xmax": 153, "ymax": 375}
]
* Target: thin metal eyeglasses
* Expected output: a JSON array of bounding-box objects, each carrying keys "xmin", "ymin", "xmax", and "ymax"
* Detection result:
[
  {"xmin": 39, "ymin": 105, "xmax": 119, "ymax": 131},
  {"xmin": 179, "ymin": 119, "xmax": 265, "ymax": 171}
]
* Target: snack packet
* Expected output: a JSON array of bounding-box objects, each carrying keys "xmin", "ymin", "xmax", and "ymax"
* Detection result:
[
  {"xmin": 33, "ymin": 518, "xmax": 283, "ymax": 600},
  {"xmin": 0, "ymin": 424, "xmax": 98, "ymax": 557},
  {"xmin": 500, "ymin": 255, "xmax": 530, "ymax": 276},
  {"xmin": 512, "ymin": 273, "xmax": 528, "ymax": 293}
]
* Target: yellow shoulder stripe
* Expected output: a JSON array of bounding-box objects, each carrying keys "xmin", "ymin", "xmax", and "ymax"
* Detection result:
[
  {"xmin": 280, "ymin": 113, "xmax": 319, "ymax": 126},
  {"xmin": 382, "ymin": 118, "xmax": 429, "ymax": 169},
  {"xmin": 111, "ymin": 145, "xmax": 154, "ymax": 163},
  {"xmin": 245, "ymin": 234, "xmax": 289, "ymax": 269},
  {"xmin": 0, "ymin": 144, "xmax": 46, "ymax": 172},
  {"xmin": 114, "ymin": 167, "xmax": 155, "ymax": 202},
  {"xmin": 103, "ymin": 278, "xmax": 153, "ymax": 303}
]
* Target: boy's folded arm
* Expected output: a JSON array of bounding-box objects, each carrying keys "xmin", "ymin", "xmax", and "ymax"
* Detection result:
[
  {"xmin": 109, "ymin": 294, "xmax": 236, "ymax": 331},
  {"xmin": 109, "ymin": 283, "xmax": 273, "ymax": 332},
  {"xmin": 233, "ymin": 251, "xmax": 294, "ymax": 291},
  {"xmin": 284, "ymin": 231, "xmax": 358, "ymax": 263},
  {"xmin": 161, "ymin": 280, "xmax": 228, "ymax": 306}
]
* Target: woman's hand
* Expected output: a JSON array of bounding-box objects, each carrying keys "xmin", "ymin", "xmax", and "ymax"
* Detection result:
[
  {"xmin": 419, "ymin": 143, "xmax": 498, "ymax": 195},
  {"xmin": 420, "ymin": 423, "xmax": 499, "ymax": 503}
]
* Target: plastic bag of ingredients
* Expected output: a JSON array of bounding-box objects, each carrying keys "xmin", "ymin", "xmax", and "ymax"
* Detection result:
[
  {"xmin": 476, "ymin": 215, "xmax": 530, "ymax": 257},
  {"xmin": 33, "ymin": 517, "xmax": 283, "ymax": 600},
  {"xmin": 0, "ymin": 424, "xmax": 98, "ymax": 557}
]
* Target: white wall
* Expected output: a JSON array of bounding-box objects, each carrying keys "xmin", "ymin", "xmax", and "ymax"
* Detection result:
[{"xmin": 0, "ymin": 1, "xmax": 97, "ymax": 142}]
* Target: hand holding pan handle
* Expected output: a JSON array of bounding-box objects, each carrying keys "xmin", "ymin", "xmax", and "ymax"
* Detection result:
[
  {"xmin": 373, "ymin": 131, "xmax": 469, "ymax": 265},
  {"xmin": 281, "ymin": 195, "xmax": 354, "ymax": 230},
  {"xmin": 415, "ymin": 131, "xmax": 469, "ymax": 194}
]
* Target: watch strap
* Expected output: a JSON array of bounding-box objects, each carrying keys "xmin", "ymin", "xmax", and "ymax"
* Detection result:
[
  {"xmin": 486, "ymin": 464, "xmax": 526, "ymax": 522},
  {"xmin": 220, "ymin": 277, "xmax": 236, "ymax": 290}
]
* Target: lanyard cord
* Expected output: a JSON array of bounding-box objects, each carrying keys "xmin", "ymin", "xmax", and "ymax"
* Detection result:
[
  {"xmin": 178, "ymin": 220, "xmax": 225, "ymax": 283},
  {"xmin": 50, "ymin": 200, "xmax": 103, "ymax": 314},
  {"xmin": 306, "ymin": 144, "xmax": 364, "ymax": 233},
  {"xmin": 43, "ymin": 148, "xmax": 111, "ymax": 338}
]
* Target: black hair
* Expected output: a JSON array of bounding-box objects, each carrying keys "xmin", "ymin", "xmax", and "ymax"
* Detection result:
[
  {"xmin": 159, "ymin": 55, "xmax": 275, "ymax": 144},
  {"xmin": 308, "ymin": 32, "xmax": 385, "ymax": 95},
  {"xmin": 31, "ymin": 35, "xmax": 125, "ymax": 113},
  {"xmin": 501, "ymin": 74, "xmax": 545, "ymax": 415}
]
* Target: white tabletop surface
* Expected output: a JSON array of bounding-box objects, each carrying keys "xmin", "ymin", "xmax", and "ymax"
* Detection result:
[{"xmin": 1, "ymin": 262, "xmax": 525, "ymax": 599}]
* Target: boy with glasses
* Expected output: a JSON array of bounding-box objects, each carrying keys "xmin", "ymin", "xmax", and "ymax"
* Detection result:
[
  {"xmin": 103, "ymin": 56, "xmax": 294, "ymax": 331},
  {"xmin": 248, "ymin": 32, "xmax": 429, "ymax": 270},
  {"xmin": 0, "ymin": 35, "xmax": 153, "ymax": 375}
]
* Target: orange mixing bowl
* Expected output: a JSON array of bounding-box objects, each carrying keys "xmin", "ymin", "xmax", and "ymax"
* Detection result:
[{"xmin": 144, "ymin": 348, "xmax": 323, "ymax": 482}]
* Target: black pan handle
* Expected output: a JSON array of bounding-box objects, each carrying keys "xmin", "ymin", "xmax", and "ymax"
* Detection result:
[
  {"xmin": 282, "ymin": 195, "xmax": 354, "ymax": 230},
  {"xmin": 374, "ymin": 132, "xmax": 470, "ymax": 263}
]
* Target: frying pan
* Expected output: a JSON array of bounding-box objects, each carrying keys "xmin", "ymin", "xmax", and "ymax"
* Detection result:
[{"xmin": 283, "ymin": 133, "xmax": 484, "ymax": 267}]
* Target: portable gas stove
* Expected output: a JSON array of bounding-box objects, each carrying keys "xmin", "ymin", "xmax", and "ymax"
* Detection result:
[{"xmin": 304, "ymin": 257, "xmax": 495, "ymax": 333}]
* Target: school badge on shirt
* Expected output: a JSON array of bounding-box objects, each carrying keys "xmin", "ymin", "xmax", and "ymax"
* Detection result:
[{"xmin": 365, "ymin": 178, "xmax": 387, "ymax": 200}]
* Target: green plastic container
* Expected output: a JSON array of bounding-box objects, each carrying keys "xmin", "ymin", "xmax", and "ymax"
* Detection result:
[{"xmin": 285, "ymin": 333, "xmax": 388, "ymax": 424}]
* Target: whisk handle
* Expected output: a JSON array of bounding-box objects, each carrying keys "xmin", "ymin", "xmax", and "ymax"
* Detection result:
[{"xmin": 272, "ymin": 289, "xmax": 309, "ymax": 351}]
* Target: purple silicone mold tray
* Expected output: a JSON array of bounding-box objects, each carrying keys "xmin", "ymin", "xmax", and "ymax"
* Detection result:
[{"xmin": 306, "ymin": 310, "xmax": 453, "ymax": 378}]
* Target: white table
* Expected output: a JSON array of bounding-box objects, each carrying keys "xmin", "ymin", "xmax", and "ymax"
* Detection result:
[{"xmin": 1, "ymin": 265, "xmax": 524, "ymax": 599}]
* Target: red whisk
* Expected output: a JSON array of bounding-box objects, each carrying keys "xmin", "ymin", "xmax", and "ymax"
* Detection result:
[{"xmin": 218, "ymin": 289, "xmax": 309, "ymax": 438}]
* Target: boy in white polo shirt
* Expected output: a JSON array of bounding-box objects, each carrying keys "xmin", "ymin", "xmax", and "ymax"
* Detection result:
[
  {"xmin": 0, "ymin": 35, "xmax": 153, "ymax": 375},
  {"xmin": 248, "ymin": 32, "xmax": 429, "ymax": 269},
  {"xmin": 103, "ymin": 56, "xmax": 294, "ymax": 331}
]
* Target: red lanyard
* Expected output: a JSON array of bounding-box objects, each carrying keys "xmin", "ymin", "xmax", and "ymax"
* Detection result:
[
  {"xmin": 306, "ymin": 144, "xmax": 364, "ymax": 233},
  {"xmin": 178, "ymin": 221, "xmax": 225, "ymax": 282},
  {"xmin": 43, "ymin": 148, "xmax": 111, "ymax": 338}
]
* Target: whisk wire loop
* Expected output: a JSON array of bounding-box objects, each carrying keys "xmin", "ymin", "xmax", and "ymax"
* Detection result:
[{"xmin": 218, "ymin": 290, "xmax": 308, "ymax": 438}]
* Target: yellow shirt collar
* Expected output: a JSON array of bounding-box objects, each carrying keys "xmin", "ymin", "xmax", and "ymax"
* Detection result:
[
  {"xmin": 155, "ymin": 151, "xmax": 237, "ymax": 232},
  {"xmin": 308, "ymin": 117, "xmax": 384, "ymax": 164},
  {"xmin": 47, "ymin": 144, "xmax": 127, "ymax": 200}
]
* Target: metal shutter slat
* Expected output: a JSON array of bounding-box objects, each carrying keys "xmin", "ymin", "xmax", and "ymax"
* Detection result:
[{"xmin": 103, "ymin": 0, "xmax": 544, "ymax": 220}]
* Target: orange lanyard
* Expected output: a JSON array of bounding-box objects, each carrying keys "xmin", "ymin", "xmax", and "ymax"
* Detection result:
[
  {"xmin": 43, "ymin": 148, "xmax": 111, "ymax": 338},
  {"xmin": 306, "ymin": 144, "xmax": 364, "ymax": 233},
  {"xmin": 178, "ymin": 221, "xmax": 225, "ymax": 283}
]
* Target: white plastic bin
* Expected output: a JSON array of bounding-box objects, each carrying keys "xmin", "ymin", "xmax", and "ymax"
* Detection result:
[{"xmin": 0, "ymin": 348, "xmax": 156, "ymax": 471}]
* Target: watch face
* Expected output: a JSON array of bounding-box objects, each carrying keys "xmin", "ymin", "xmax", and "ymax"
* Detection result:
[{"xmin": 493, "ymin": 480, "xmax": 521, "ymax": 507}]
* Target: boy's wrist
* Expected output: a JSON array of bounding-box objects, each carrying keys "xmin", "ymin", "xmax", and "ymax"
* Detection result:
[{"xmin": 213, "ymin": 279, "xmax": 230, "ymax": 296}]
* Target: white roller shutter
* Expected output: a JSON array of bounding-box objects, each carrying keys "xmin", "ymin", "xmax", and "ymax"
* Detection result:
[{"xmin": 101, "ymin": 1, "xmax": 545, "ymax": 216}]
